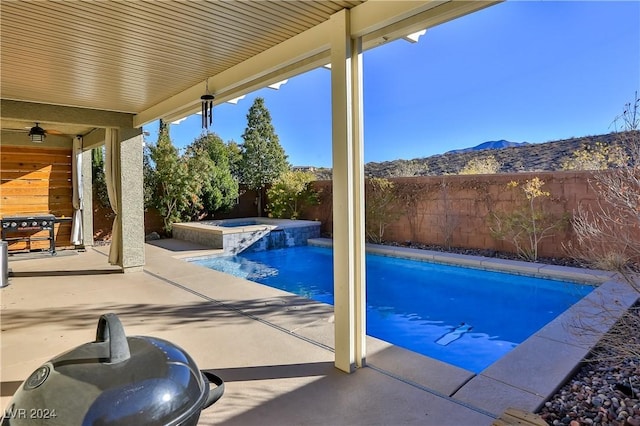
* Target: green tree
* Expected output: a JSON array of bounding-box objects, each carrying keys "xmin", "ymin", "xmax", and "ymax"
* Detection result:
[
  {"xmin": 186, "ymin": 133, "xmax": 239, "ymax": 217},
  {"xmin": 266, "ymin": 171, "xmax": 320, "ymax": 219},
  {"xmin": 91, "ymin": 146, "xmax": 111, "ymax": 209},
  {"xmin": 239, "ymin": 97, "xmax": 289, "ymax": 215},
  {"xmin": 147, "ymin": 120, "xmax": 193, "ymax": 232},
  {"xmin": 181, "ymin": 145, "xmax": 216, "ymax": 221},
  {"xmin": 226, "ymin": 140, "xmax": 243, "ymax": 180},
  {"xmin": 142, "ymin": 143, "xmax": 156, "ymax": 210}
]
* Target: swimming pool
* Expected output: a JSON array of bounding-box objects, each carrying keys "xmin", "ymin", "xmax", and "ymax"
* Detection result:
[{"xmin": 191, "ymin": 245, "xmax": 594, "ymax": 372}]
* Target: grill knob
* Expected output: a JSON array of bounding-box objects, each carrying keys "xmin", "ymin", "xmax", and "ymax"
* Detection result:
[
  {"xmin": 32, "ymin": 221, "xmax": 38, "ymax": 227},
  {"xmin": 11, "ymin": 222, "xmax": 17, "ymax": 228},
  {"xmin": 2, "ymin": 222, "xmax": 8, "ymax": 228},
  {"xmin": 21, "ymin": 222, "xmax": 27, "ymax": 227}
]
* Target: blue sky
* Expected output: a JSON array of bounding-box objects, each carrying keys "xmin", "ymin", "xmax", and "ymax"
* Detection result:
[{"xmin": 145, "ymin": 1, "xmax": 640, "ymax": 168}]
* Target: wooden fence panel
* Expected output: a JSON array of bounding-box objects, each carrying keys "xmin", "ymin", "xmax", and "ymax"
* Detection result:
[{"xmin": 0, "ymin": 146, "xmax": 74, "ymax": 252}]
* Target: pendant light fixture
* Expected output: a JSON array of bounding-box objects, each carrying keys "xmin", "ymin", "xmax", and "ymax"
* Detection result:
[{"xmin": 28, "ymin": 123, "xmax": 46, "ymax": 143}]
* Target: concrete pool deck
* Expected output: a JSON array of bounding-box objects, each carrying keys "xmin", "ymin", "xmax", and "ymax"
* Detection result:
[{"xmin": 2, "ymin": 239, "xmax": 638, "ymax": 425}]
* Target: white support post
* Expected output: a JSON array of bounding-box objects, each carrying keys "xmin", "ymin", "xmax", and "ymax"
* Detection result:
[{"xmin": 330, "ymin": 9, "xmax": 366, "ymax": 373}]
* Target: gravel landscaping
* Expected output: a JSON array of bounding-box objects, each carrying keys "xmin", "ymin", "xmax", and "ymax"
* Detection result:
[{"xmin": 537, "ymin": 304, "xmax": 640, "ymax": 426}]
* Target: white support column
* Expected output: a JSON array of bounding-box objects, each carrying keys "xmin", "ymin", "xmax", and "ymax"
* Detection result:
[{"xmin": 331, "ymin": 9, "xmax": 366, "ymax": 373}]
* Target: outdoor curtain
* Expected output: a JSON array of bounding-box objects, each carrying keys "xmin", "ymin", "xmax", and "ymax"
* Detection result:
[
  {"xmin": 71, "ymin": 136, "xmax": 84, "ymax": 245},
  {"xmin": 105, "ymin": 128, "xmax": 123, "ymax": 266}
]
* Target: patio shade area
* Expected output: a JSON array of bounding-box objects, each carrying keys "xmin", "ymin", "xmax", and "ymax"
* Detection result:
[{"xmin": 1, "ymin": 241, "xmax": 495, "ymax": 425}]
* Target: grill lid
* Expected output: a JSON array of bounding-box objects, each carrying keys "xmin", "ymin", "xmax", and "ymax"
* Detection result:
[{"xmin": 2, "ymin": 314, "xmax": 220, "ymax": 426}]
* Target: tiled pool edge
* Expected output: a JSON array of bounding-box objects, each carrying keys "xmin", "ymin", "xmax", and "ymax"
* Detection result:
[
  {"xmin": 307, "ymin": 238, "xmax": 639, "ymax": 417},
  {"xmin": 308, "ymin": 238, "xmax": 616, "ymax": 285}
]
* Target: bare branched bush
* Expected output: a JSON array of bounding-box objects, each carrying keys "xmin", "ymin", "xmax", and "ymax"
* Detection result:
[
  {"xmin": 586, "ymin": 304, "xmax": 640, "ymax": 365},
  {"xmin": 365, "ymin": 177, "xmax": 400, "ymax": 243},
  {"xmin": 567, "ymin": 93, "xmax": 640, "ymax": 287},
  {"xmin": 438, "ymin": 179, "xmax": 460, "ymax": 250},
  {"xmin": 490, "ymin": 177, "xmax": 568, "ymax": 261},
  {"xmin": 565, "ymin": 93, "xmax": 640, "ymax": 369},
  {"xmin": 394, "ymin": 180, "xmax": 432, "ymax": 242}
]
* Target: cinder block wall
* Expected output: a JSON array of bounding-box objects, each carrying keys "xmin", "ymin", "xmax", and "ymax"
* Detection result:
[{"xmin": 302, "ymin": 171, "xmax": 611, "ymax": 259}]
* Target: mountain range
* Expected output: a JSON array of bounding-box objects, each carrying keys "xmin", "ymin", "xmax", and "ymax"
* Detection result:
[
  {"xmin": 308, "ymin": 131, "xmax": 637, "ymax": 180},
  {"xmin": 445, "ymin": 139, "xmax": 529, "ymax": 155}
]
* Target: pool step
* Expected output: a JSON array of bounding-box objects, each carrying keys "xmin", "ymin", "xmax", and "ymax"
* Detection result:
[{"xmin": 492, "ymin": 407, "xmax": 547, "ymax": 426}]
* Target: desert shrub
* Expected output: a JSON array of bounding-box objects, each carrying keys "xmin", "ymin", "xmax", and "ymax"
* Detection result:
[
  {"xmin": 459, "ymin": 155, "xmax": 501, "ymax": 175},
  {"xmin": 365, "ymin": 177, "xmax": 400, "ymax": 243},
  {"xmin": 490, "ymin": 177, "xmax": 568, "ymax": 261},
  {"xmin": 561, "ymin": 141, "xmax": 629, "ymax": 171}
]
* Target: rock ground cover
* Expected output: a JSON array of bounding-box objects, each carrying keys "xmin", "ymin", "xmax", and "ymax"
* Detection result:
[{"xmin": 537, "ymin": 303, "xmax": 640, "ymax": 426}]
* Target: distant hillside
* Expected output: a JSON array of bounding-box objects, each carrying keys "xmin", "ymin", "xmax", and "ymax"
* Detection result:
[
  {"xmin": 309, "ymin": 131, "xmax": 638, "ymax": 180},
  {"xmin": 446, "ymin": 139, "xmax": 529, "ymax": 154}
]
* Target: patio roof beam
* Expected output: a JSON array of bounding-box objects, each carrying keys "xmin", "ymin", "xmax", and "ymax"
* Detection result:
[
  {"xmin": 359, "ymin": 0, "xmax": 500, "ymax": 49},
  {"xmin": 134, "ymin": 19, "xmax": 331, "ymax": 127},
  {"xmin": 160, "ymin": 51, "xmax": 331, "ymax": 124},
  {"xmin": 1, "ymin": 100, "xmax": 134, "ymax": 130}
]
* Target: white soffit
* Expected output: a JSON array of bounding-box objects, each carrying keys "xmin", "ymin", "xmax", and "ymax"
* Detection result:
[{"xmin": 1, "ymin": 1, "xmax": 500, "ymax": 130}]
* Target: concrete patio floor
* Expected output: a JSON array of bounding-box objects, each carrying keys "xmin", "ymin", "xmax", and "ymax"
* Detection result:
[{"xmin": 1, "ymin": 240, "xmax": 638, "ymax": 425}]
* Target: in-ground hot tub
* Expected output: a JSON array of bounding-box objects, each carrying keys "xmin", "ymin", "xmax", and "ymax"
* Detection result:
[{"xmin": 172, "ymin": 218, "xmax": 321, "ymax": 255}]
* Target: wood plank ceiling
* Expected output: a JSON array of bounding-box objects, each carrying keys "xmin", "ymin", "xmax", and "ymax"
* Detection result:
[{"xmin": 1, "ymin": 1, "xmax": 363, "ymax": 117}]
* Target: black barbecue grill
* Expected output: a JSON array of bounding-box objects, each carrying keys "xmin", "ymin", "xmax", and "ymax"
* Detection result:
[
  {"xmin": 2, "ymin": 313, "xmax": 225, "ymax": 426},
  {"xmin": 1, "ymin": 215, "xmax": 57, "ymax": 255}
]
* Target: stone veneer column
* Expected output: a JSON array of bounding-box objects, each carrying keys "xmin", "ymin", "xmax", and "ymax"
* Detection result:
[{"xmin": 118, "ymin": 129, "xmax": 145, "ymax": 272}]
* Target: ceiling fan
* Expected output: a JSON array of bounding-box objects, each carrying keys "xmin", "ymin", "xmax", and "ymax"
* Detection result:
[{"xmin": 3, "ymin": 122, "xmax": 65, "ymax": 143}]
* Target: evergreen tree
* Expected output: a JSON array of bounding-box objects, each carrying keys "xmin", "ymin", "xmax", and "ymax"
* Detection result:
[
  {"xmin": 147, "ymin": 119, "xmax": 192, "ymax": 232},
  {"xmin": 91, "ymin": 146, "xmax": 110, "ymax": 208},
  {"xmin": 186, "ymin": 133, "xmax": 239, "ymax": 216},
  {"xmin": 239, "ymin": 97, "xmax": 289, "ymax": 216},
  {"xmin": 226, "ymin": 140, "xmax": 242, "ymax": 180}
]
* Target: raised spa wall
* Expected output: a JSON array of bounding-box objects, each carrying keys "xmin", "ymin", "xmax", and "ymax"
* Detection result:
[{"xmin": 172, "ymin": 218, "xmax": 321, "ymax": 255}]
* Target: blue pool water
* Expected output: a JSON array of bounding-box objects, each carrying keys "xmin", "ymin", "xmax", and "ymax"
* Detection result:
[
  {"xmin": 191, "ymin": 245, "xmax": 593, "ymax": 372},
  {"xmin": 218, "ymin": 221, "xmax": 258, "ymax": 227}
]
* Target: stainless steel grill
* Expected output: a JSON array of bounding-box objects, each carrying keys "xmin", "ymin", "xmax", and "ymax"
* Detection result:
[{"xmin": 1, "ymin": 214, "xmax": 57, "ymax": 255}]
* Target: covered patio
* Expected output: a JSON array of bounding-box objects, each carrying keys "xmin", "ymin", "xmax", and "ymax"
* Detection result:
[
  {"xmin": 2, "ymin": 241, "xmax": 504, "ymax": 424},
  {"xmin": 1, "ymin": 0, "xmax": 501, "ymax": 376}
]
